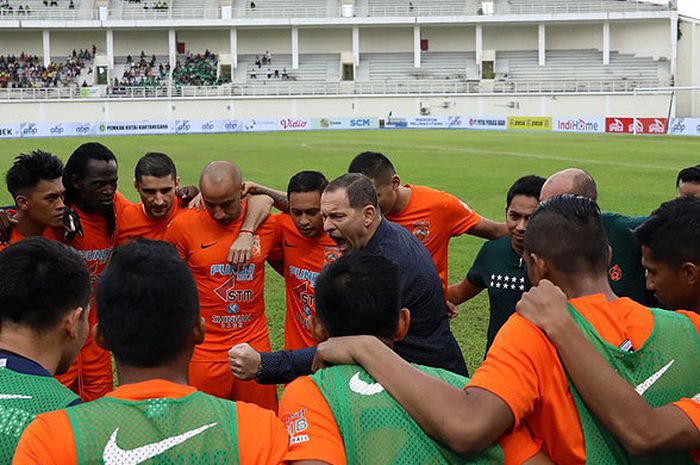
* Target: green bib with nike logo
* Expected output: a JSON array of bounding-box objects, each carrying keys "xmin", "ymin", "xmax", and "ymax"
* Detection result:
[
  {"xmin": 311, "ymin": 364, "xmax": 504, "ymax": 465},
  {"xmin": 0, "ymin": 367, "xmax": 79, "ymax": 465},
  {"xmin": 67, "ymin": 391, "xmax": 240, "ymax": 465},
  {"xmin": 567, "ymin": 304, "xmax": 700, "ymax": 465}
]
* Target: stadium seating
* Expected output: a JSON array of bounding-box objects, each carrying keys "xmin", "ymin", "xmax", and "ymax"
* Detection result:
[
  {"xmin": 237, "ymin": 54, "xmax": 338, "ymax": 82},
  {"xmin": 361, "ymin": 0, "xmax": 479, "ymax": 17},
  {"xmin": 0, "ymin": 0, "xmax": 93, "ymax": 19},
  {"xmin": 361, "ymin": 52, "xmax": 479, "ymax": 82},
  {"xmin": 0, "ymin": 53, "xmax": 90, "ymax": 88},
  {"xmin": 497, "ymin": 49, "xmax": 669, "ymax": 85},
  {"xmin": 497, "ymin": 0, "xmax": 667, "ymax": 14},
  {"xmin": 232, "ymin": 0, "xmax": 338, "ymax": 18}
]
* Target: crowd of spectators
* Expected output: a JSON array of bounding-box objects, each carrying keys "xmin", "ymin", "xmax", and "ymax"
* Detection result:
[
  {"xmin": 172, "ymin": 50, "xmax": 227, "ymax": 87},
  {"xmin": 0, "ymin": 0, "xmax": 77, "ymax": 16},
  {"xmin": 125, "ymin": 0, "xmax": 169, "ymax": 9},
  {"xmin": 115, "ymin": 51, "xmax": 168, "ymax": 88},
  {"xmin": 0, "ymin": 52, "xmax": 88, "ymax": 89}
]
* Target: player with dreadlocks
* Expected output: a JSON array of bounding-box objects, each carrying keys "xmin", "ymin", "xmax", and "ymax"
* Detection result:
[{"xmin": 55, "ymin": 142, "xmax": 132, "ymax": 401}]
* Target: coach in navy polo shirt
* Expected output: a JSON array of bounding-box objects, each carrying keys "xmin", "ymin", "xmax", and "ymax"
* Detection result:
[{"xmin": 228, "ymin": 173, "xmax": 468, "ymax": 384}]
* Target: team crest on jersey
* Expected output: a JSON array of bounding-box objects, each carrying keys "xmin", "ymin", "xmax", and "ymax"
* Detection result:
[
  {"xmin": 251, "ymin": 234, "xmax": 262, "ymax": 257},
  {"xmin": 412, "ymin": 221, "xmax": 431, "ymax": 242},
  {"xmin": 323, "ymin": 246, "xmax": 341, "ymax": 266},
  {"xmin": 609, "ymin": 264, "xmax": 623, "ymax": 282}
]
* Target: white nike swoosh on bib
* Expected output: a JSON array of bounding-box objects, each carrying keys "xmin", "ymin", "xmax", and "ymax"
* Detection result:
[
  {"xmin": 0, "ymin": 394, "xmax": 32, "ymax": 400},
  {"xmin": 635, "ymin": 360, "xmax": 674, "ymax": 395},
  {"xmin": 103, "ymin": 422, "xmax": 217, "ymax": 465},
  {"xmin": 349, "ymin": 372, "xmax": 384, "ymax": 396}
]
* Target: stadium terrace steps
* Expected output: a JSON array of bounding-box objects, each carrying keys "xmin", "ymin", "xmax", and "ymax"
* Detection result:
[
  {"xmin": 232, "ymin": 0, "xmax": 339, "ymax": 18},
  {"xmin": 364, "ymin": 0, "xmax": 480, "ymax": 16},
  {"xmin": 237, "ymin": 54, "xmax": 338, "ymax": 82},
  {"xmin": 495, "ymin": 0, "xmax": 667, "ymax": 14},
  {"xmin": 498, "ymin": 49, "xmax": 665, "ymax": 82},
  {"xmin": 363, "ymin": 52, "xmax": 479, "ymax": 81},
  {"xmin": 0, "ymin": 0, "xmax": 91, "ymax": 19},
  {"xmin": 109, "ymin": 0, "xmax": 171, "ymax": 19}
]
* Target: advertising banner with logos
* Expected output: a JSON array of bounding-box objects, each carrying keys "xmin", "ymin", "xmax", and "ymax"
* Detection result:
[
  {"xmin": 93, "ymin": 121, "xmax": 174, "ymax": 136},
  {"xmin": 0, "ymin": 124, "xmax": 20, "ymax": 139},
  {"xmin": 448, "ymin": 116, "xmax": 507, "ymax": 131},
  {"xmin": 605, "ymin": 117, "xmax": 668, "ymax": 135},
  {"xmin": 79, "ymin": 87, "xmax": 101, "ymax": 98},
  {"xmin": 507, "ymin": 117, "xmax": 553, "ymax": 131},
  {"xmin": 312, "ymin": 117, "xmax": 380, "ymax": 130},
  {"xmin": 406, "ymin": 116, "xmax": 449, "ymax": 128},
  {"xmin": 553, "ymin": 117, "xmax": 606, "ymax": 134},
  {"xmin": 174, "ymin": 120, "xmax": 235, "ymax": 134},
  {"xmin": 19, "ymin": 122, "xmax": 94, "ymax": 138},
  {"xmin": 668, "ymin": 118, "xmax": 700, "ymax": 136}
]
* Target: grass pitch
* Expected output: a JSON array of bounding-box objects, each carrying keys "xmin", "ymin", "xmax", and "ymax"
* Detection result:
[{"xmin": 0, "ymin": 129, "xmax": 696, "ymax": 372}]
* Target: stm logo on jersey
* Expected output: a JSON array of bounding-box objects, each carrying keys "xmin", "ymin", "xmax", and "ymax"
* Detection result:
[
  {"xmin": 214, "ymin": 277, "xmax": 254, "ymax": 304},
  {"xmin": 323, "ymin": 246, "xmax": 340, "ymax": 266},
  {"xmin": 411, "ymin": 221, "xmax": 431, "ymax": 242}
]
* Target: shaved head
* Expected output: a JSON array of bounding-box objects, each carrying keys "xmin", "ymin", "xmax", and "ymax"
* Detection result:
[
  {"xmin": 540, "ymin": 168, "xmax": 598, "ymax": 202},
  {"xmin": 200, "ymin": 161, "xmax": 242, "ymax": 188},
  {"xmin": 199, "ymin": 161, "xmax": 244, "ymax": 225}
]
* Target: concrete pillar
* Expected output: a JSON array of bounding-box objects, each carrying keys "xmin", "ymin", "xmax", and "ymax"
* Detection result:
[
  {"xmin": 603, "ymin": 21, "xmax": 610, "ymax": 65},
  {"xmin": 352, "ymin": 26, "xmax": 360, "ymax": 66},
  {"xmin": 106, "ymin": 29, "xmax": 114, "ymax": 69},
  {"xmin": 538, "ymin": 23, "xmax": 545, "ymax": 66},
  {"xmin": 168, "ymin": 29, "xmax": 176, "ymax": 70},
  {"xmin": 292, "ymin": 26, "xmax": 299, "ymax": 69},
  {"xmin": 42, "ymin": 30, "xmax": 51, "ymax": 67},
  {"xmin": 413, "ymin": 24, "xmax": 421, "ymax": 68},
  {"xmin": 230, "ymin": 28, "xmax": 238, "ymax": 69},
  {"xmin": 475, "ymin": 24, "xmax": 482, "ymax": 64}
]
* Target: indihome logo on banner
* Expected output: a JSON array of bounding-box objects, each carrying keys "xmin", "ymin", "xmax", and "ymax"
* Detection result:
[{"xmin": 554, "ymin": 118, "xmax": 605, "ymax": 133}]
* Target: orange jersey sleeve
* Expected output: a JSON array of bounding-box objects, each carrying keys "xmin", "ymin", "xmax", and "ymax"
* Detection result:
[
  {"xmin": 164, "ymin": 203, "xmax": 278, "ymax": 360},
  {"xmin": 236, "ymin": 401, "xmax": 289, "ymax": 464},
  {"xmin": 116, "ymin": 202, "xmax": 183, "ymax": 245},
  {"xmin": 13, "ymin": 410, "xmax": 76, "ymax": 465},
  {"xmin": 497, "ymin": 424, "xmax": 543, "ymax": 465},
  {"xmin": 469, "ymin": 294, "xmax": 655, "ymax": 465},
  {"xmin": 386, "ymin": 184, "xmax": 480, "ymax": 291},
  {"xmin": 279, "ymin": 376, "xmax": 346, "ymax": 465},
  {"xmin": 277, "ymin": 214, "xmax": 340, "ymax": 351}
]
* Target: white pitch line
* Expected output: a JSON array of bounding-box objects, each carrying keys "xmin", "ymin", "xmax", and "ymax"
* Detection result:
[{"xmin": 298, "ymin": 139, "xmax": 677, "ymax": 171}]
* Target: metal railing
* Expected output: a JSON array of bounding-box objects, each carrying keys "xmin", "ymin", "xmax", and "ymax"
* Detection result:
[
  {"xmin": 108, "ymin": 7, "xmax": 221, "ymax": 20},
  {"xmin": 233, "ymin": 5, "xmax": 338, "ymax": 19},
  {"xmin": 0, "ymin": 79, "xmax": 674, "ymax": 100},
  {"xmin": 496, "ymin": 1, "xmax": 670, "ymax": 15},
  {"xmin": 0, "ymin": 8, "xmax": 97, "ymax": 20}
]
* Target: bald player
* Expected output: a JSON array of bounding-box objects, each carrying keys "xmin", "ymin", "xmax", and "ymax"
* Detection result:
[
  {"xmin": 539, "ymin": 168, "xmax": 652, "ymax": 306},
  {"xmin": 165, "ymin": 161, "xmax": 278, "ymax": 411}
]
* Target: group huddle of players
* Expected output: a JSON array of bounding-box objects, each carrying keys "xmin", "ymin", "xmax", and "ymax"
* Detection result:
[{"xmin": 0, "ymin": 141, "xmax": 698, "ymax": 464}]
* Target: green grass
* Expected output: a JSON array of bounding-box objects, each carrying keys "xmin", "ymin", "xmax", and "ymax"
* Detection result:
[{"xmin": 0, "ymin": 130, "xmax": 696, "ymax": 372}]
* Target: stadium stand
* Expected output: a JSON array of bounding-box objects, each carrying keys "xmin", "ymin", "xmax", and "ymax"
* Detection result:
[
  {"xmin": 362, "ymin": 0, "xmax": 479, "ymax": 17},
  {"xmin": 361, "ymin": 52, "xmax": 479, "ymax": 82},
  {"xmin": 238, "ymin": 54, "xmax": 337, "ymax": 83},
  {"xmin": 499, "ymin": 0, "xmax": 668, "ymax": 14},
  {"xmin": 497, "ymin": 49, "xmax": 670, "ymax": 85},
  {"xmin": 0, "ymin": 52, "xmax": 91, "ymax": 88},
  {"xmin": 0, "ymin": 0, "xmax": 94, "ymax": 19},
  {"xmin": 232, "ymin": 0, "xmax": 338, "ymax": 18}
]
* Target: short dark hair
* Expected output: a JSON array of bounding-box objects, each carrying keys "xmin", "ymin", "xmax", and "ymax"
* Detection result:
[
  {"xmin": 96, "ymin": 239, "xmax": 199, "ymax": 368},
  {"xmin": 134, "ymin": 152, "xmax": 177, "ymax": 183},
  {"xmin": 569, "ymin": 170, "xmax": 598, "ymax": 201},
  {"xmin": 348, "ymin": 151, "xmax": 396, "ymax": 185},
  {"xmin": 524, "ymin": 194, "xmax": 608, "ymax": 275},
  {"xmin": 634, "ymin": 197, "xmax": 700, "ymax": 269},
  {"xmin": 63, "ymin": 142, "xmax": 118, "ymax": 236},
  {"xmin": 315, "ymin": 252, "xmax": 401, "ymax": 339},
  {"xmin": 0, "ymin": 237, "xmax": 90, "ymax": 332},
  {"xmin": 506, "ymin": 175, "xmax": 546, "ymax": 207},
  {"xmin": 5, "ymin": 150, "xmax": 64, "ymax": 200},
  {"xmin": 676, "ymin": 164, "xmax": 700, "ymax": 188},
  {"xmin": 287, "ymin": 171, "xmax": 328, "ymax": 198},
  {"xmin": 325, "ymin": 173, "xmax": 378, "ymax": 210}
]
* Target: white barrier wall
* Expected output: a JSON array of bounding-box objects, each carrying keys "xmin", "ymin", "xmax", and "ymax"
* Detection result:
[
  {"xmin": 360, "ymin": 27, "xmax": 413, "ymax": 53},
  {"xmin": 483, "ymin": 24, "xmax": 538, "ymax": 51},
  {"xmin": 299, "ymin": 28, "xmax": 352, "ymax": 54},
  {"xmin": 0, "ymin": 31, "xmax": 42, "ymax": 56},
  {"xmin": 238, "ymin": 29, "xmax": 292, "ymax": 54},
  {"xmin": 51, "ymin": 31, "xmax": 106, "ymax": 58},
  {"xmin": 0, "ymin": 95, "xmax": 672, "ymax": 124},
  {"xmin": 113, "ymin": 30, "xmax": 169, "ymax": 56},
  {"xmin": 176, "ymin": 30, "xmax": 229, "ymax": 55},
  {"xmin": 611, "ymin": 20, "xmax": 670, "ymax": 60},
  {"xmin": 546, "ymin": 24, "xmax": 603, "ymax": 50},
  {"xmin": 421, "ymin": 26, "xmax": 475, "ymax": 52},
  {"xmin": 676, "ymin": 18, "xmax": 700, "ymax": 117}
]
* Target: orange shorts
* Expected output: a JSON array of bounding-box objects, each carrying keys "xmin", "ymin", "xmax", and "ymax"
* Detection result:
[
  {"xmin": 56, "ymin": 337, "xmax": 113, "ymax": 401},
  {"xmin": 189, "ymin": 334, "xmax": 277, "ymax": 412}
]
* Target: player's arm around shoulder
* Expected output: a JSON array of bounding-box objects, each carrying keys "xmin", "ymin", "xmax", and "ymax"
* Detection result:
[
  {"xmin": 235, "ymin": 401, "xmax": 289, "ymax": 465},
  {"xmin": 314, "ymin": 336, "xmax": 513, "ymax": 455},
  {"xmin": 278, "ymin": 376, "xmax": 346, "ymax": 465},
  {"xmin": 13, "ymin": 410, "xmax": 75, "ymax": 465}
]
